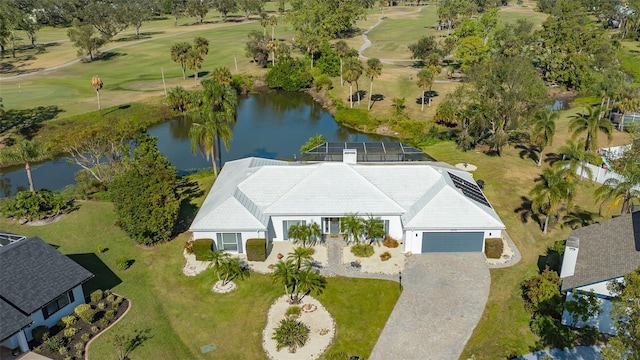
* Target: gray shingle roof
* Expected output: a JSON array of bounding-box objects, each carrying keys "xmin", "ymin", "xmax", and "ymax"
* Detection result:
[
  {"xmin": 0, "ymin": 298, "xmax": 32, "ymax": 341},
  {"xmin": 0, "ymin": 236, "xmax": 93, "ymax": 315},
  {"xmin": 561, "ymin": 212, "xmax": 640, "ymax": 291}
]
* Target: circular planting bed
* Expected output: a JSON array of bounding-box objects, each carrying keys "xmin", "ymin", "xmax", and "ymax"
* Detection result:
[{"xmin": 212, "ymin": 280, "xmax": 238, "ymax": 294}]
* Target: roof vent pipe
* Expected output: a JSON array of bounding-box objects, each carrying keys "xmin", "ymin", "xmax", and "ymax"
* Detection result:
[{"xmin": 560, "ymin": 236, "xmax": 580, "ymax": 278}]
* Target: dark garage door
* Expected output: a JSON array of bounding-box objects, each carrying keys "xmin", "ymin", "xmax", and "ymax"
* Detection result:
[{"xmin": 421, "ymin": 232, "xmax": 484, "ymax": 252}]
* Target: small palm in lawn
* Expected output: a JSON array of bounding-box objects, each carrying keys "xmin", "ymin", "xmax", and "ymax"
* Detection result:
[
  {"xmin": 0, "ymin": 139, "xmax": 50, "ymax": 192},
  {"xmin": 287, "ymin": 247, "xmax": 315, "ymax": 270},
  {"xmin": 556, "ymin": 139, "xmax": 598, "ymax": 183},
  {"xmin": 170, "ymin": 42, "xmax": 192, "ymax": 80},
  {"xmin": 335, "ymin": 40, "xmax": 350, "ymax": 87},
  {"xmin": 340, "ymin": 213, "xmax": 365, "ymax": 245},
  {"xmin": 272, "ymin": 318, "xmax": 310, "ymax": 353},
  {"xmin": 569, "ymin": 105, "xmax": 613, "ymax": 152},
  {"xmin": 532, "ymin": 109, "xmax": 558, "ymax": 167},
  {"xmin": 595, "ymin": 163, "xmax": 640, "ymax": 215},
  {"xmin": 529, "ymin": 167, "xmax": 575, "ymax": 234},
  {"xmin": 217, "ymin": 257, "xmax": 249, "ymax": 286},
  {"xmin": 293, "ymin": 267, "xmax": 326, "ymax": 303},
  {"xmin": 91, "ymin": 75, "xmax": 104, "ymax": 110},
  {"xmin": 343, "ymin": 58, "xmax": 363, "ymax": 109},
  {"xmin": 364, "ymin": 215, "xmax": 385, "ymax": 245},
  {"xmin": 618, "ymin": 96, "xmax": 640, "ymax": 131},
  {"xmin": 272, "ymin": 259, "xmax": 297, "ymax": 299},
  {"xmin": 365, "ymin": 58, "xmax": 382, "ymax": 110},
  {"xmin": 206, "ymin": 249, "xmax": 231, "ymax": 282}
]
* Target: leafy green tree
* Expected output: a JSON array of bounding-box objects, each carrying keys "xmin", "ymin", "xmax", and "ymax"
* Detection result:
[
  {"xmin": 80, "ymin": 0, "xmax": 128, "ymax": 41},
  {"xmin": 564, "ymin": 289, "xmax": 601, "ymax": 327},
  {"xmin": 185, "ymin": 47, "xmax": 204, "ymax": 84},
  {"xmin": 238, "ymin": 0, "xmax": 264, "ymax": 21},
  {"xmin": 602, "ymin": 265, "xmax": 640, "ymax": 359},
  {"xmin": 618, "ymin": 96, "xmax": 640, "ymax": 132},
  {"xmin": 108, "ymin": 135, "xmax": 180, "ymax": 245},
  {"xmin": 265, "ymin": 57, "xmax": 313, "ymax": 91},
  {"xmin": 300, "ymin": 134, "xmax": 326, "ymax": 153},
  {"xmin": 455, "ymin": 36, "xmax": 489, "ymax": 72},
  {"xmin": 0, "ymin": 190, "xmax": 70, "ymax": 222},
  {"xmin": 334, "ymin": 40, "xmax": 350, "ymax": 87},
  {"xmin": 67, "ymin": 20, "xmax": 106, "ymax": 61},
  {"xmin": 522, "ymin": 267, "xmax": 563, "ymax": 315},
  {"xmin": 186, "ymin": 0, "xmax": 210, "ymax": 23},
  {"xmin": 365, "ymin": 58, "xmax": 382, "ymax": 111},
  {"xmin": 342, "ymin": 57, "xmax": 363, "ymax": 109},
  {"xmin": 530, "ymin": 167, "xmax": 575, "ymax": 234},
  {"xmin": 408, "ymin": 35, "xmax": 442, "ymax": 64},
  {"xmin": 171, "ymin": 42, "xmax": 193, "ymax": 80},
  {"xmin": 569, "ymin": 105, "xmax": 613, "ymax": 152},
  {"xmin": 163, "ymin": 0, "xmax": 186, "ymax": 26},
  {"xmin": 122, "ymin": 0, "xmax": 156, "ymax": 37},
  {"xmin": 245, "ymin": 30, "xmax": 269, "ymax": 67},
  {"xmin": 287, "ymin": 0, "xmax": 367, "ymax": 41},
  {"xmin": 212, "ymin": 0, "xmax": 238, "ymax": 21},
  {"xmin": 0, "ymin": 139, "xmax": 50, "ymax": 192},
  {"xmin": 532, "ymin": 110, "xmax": 558, "ymax": 167},
  {"xmin": 340, "ymin": 213, "xmax": 365, "ymax": 244},
  {"xmin": 272, "ymin": 318, "xmax": 310, "ymax": 353}
]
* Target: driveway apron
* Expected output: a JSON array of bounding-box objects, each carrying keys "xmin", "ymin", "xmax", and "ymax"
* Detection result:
[{"xmin": 369, "ymin": 253, "xmax": 490, "ymax": 360}]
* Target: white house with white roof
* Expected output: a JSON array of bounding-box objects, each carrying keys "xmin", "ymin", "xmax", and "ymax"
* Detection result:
[{"xmin": 189, "ymin": 156, "xmax": 505, "ymax": 254}]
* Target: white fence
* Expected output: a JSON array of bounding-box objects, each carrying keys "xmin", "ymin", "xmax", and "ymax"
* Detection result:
[{"xmin": 576, "ymin": 163, "xmax": 640, "ymax": 191}]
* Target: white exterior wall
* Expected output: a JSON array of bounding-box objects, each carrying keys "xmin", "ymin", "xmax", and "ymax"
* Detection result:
[
  {"xmin": 191, "ymin": 230, "xmax": 265, "ymax": 254},
  {"xmin": 576, "ymin": 278, "xmax": 621, "ymax": 298},
  {"xmin": 561, "ymin": 291, "xmax": 617, "ymax": 335},
  {"xmin": 271, "ymin": 216, "xmax": 322, "ymax": 241},
  {"xmin": 403, "ymin": 229, "xmax": 502, "ymax": 254}
]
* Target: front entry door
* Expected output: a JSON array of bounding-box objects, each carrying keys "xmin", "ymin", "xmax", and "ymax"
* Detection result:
[{"xmin": 330, "ymin": 218, "xmax": 340, "ymax": 234}]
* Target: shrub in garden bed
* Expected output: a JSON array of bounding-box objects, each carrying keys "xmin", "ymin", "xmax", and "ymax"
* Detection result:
[
  {"xmin": 351, "ymin": 244, "xmax": 374, "ymax": 257},
  {"xmin": 192, "ymin": 238, "xmax": 213, "ymax": 260},
  {"xmin": 380, "ymin": 251, "xmax": 392, "ymax": 261},
  {"xmin": 33, "ymin": 296, "xmax": 129, "ymax": 360},
  {"xmin": 484, "ymin": 238, "xmax": 503, "ymax": 259},
  {"xmin": 382, "ymin": 235, "xmax": 399, "ymax": 248}
]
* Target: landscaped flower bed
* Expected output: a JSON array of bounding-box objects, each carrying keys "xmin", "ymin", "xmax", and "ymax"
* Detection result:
[{"xmin": 31, "ymin": 290, "xmax": 129, "ymax": 360}]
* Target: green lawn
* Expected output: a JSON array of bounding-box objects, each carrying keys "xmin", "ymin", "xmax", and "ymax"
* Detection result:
[{"xmin": 0, "ymin": 175, "xmax": 400, "ymax": 359}]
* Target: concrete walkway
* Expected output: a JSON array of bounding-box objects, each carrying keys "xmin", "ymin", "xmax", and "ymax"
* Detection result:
[
  {"xmin": 369, "ymin": 253, "xmax": 490, "ymax": 360},
  {"xmin": 515, "ymin": 346, "xmax": 604, "ymax": 360}
]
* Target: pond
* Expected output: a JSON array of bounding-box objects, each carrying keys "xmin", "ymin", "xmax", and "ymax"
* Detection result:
[{"xmin": 0, "ymin": 91, "xmax": 391, "ymax": 197}]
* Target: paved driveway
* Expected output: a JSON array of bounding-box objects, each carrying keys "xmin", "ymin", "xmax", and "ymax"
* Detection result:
[{"xmin": 369, "ymin": 253, "xmax": 490, "ymax": 360}]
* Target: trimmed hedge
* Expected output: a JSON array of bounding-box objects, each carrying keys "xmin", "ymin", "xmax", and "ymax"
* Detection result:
[
  {"xmin": 246, "ymin": 238, "xmax": 267, "ymax": 261},
  {"xmin": 192, "ymin": 239, "xmax": 213, "ymax": 261}
]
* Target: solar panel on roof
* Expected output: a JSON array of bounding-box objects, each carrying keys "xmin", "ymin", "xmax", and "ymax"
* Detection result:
[
  {"xmin": 447, "ymin": 172, "xmax": 491, "ymax": 207},
  {"xmin": 301, "ymin": 142, "xmax": 437, "ymax": 162}
]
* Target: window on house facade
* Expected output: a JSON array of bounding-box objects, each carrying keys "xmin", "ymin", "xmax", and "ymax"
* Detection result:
[
  {"xmin": 217, "ymin": 233, "xmax": 240, "ymax": 251},
  {"xmin": 384, "ymin": 220, "xmax": 390, "ymax": 234},
  {"xmin": 283, "ymin": 220, "xmax": 306, "ymax": 239},
  {"xmin": 42, "ymin": 290, "xmax": 75, "ymax": 319}
]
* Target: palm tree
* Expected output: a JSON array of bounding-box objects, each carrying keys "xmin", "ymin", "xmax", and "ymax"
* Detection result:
[
  {"xmin": 170, "ymin": 42, "xmax": 192, "ymax": 80},
  {"xmin": 618, "ymin": 97, "xmax": 640, "ymax": 131},
  {"xmin": 91, "ymin": 75, "xmax": 104, "ymax": 110},
  {"xmin": 343, "ymin": 58, "xmax": 363, "ymax": 109},
  {"xmin": 217, "ymin": 257, "xmax": 249, "ymax": 286},
  {"xmin": 556, "ymin": 139, "xmax": 598, "ymax": 182},
  {"xmin": 272, "ymin": 318, "xmax": 310, "ymax": 353},
  {"xmin": 0, "ymin": 139, "xmax": 50, "ymax": 192},
  {"xmin": 166, "ymin": 86, "xmax": 192, "ymax": 114},
  {"xmin": 391, "ymin": 97, "xmax": 405, "ymax": 115},
  {"xmin": 306, "ymin": 36, "xmax": 321, "ymax": 69},
  {"xmin": 363, "ymin": 215, "xmax": 385, "ymax": 245},
  {"xmin": 416, "ymin": 68, "xmax": 434, "ymax": 112},
  {"xmin": 194, "ymin": 36, "xmax": 209, "ymax": 57},
  {"xmin": 529, "ymin": 167, "xmax": 575, "ymax": 234},
  {"xmin": 260, "ymin": 13, "xmax": 268, "ymax": 36},
  {"xmin": 189, "ymin": 80, "xmax": 238, "ymax": 173},
  {"xmin": 269, "ymin": 15, "xmax": 278, "ymax": 41},
  {"xmin": 294, "ymin": 267, "xmax": 326, "ymax": 303},
  {"xmin": 272, "ymin": 259, "xmax": 297, "ymax": 299},
  {"xmin": 308, "ymin": 221, "xmax": 321, "ymax": 245},
  {"xmin": 365, "ymin": 58, "xmax": 382, "ymax": 111},
  {"xmin": 335, "ymin": 40, "xmax": 350, "ymax": 87},
  {"xmin": 340, "ymin": 213, "xmax": 364, "ymax": 244},
  {"xmin": 206, "ymin": 249, "xmax": 231, "ymax": 282},
  {"xmin": 185, "ymin": 48, "xmax": 204, "ymax": 84},
  {"xmin": 209, "ymin": 67, "xmax": 233, "ymax": 87},
  {"xmin": 569, "ymin": 105, "xmax": 614, "ymax": 152},
  {"xmin": 594, "ymin": 163, "xmax": 640, "ymax": 215},
  {"xmin": 532, "ymin": 109, "xmax": 558, "ymax": 167},
  {"xmin": 287, "ymin": 247, "xmax": 314, "ymax": 270}
]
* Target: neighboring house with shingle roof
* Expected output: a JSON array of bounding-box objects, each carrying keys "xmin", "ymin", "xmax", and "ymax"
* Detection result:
[
  {"xmin": 190, "ymin": 156, "xmax": 505, "ymax": 254},
  {"xmin": 559, "ymin": 211, "xmax": 640, "ymax": 334},
  {"xmin": 0, "ymin": 235, "xmax": 93, "ymax": 354}
]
